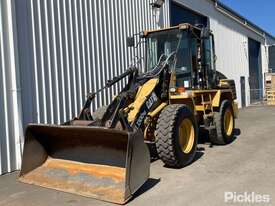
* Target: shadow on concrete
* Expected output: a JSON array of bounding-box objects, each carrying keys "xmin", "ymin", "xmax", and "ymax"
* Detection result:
[
  {"xmin": 130, "ymin": 178, "xmax": 161, "ymax": 201},
  {"xmin": 225, "ymin": 128, "xmax": 241, "ymax": 145},
  {"xmin": 198, "ymin": 127, "xmax": 210, "ymax": 144},
  {"xmin": 192, "ymin": 150, "xmax": 204, "ymax": 163},
  {"xmin": 198, "ymin": 127, "xmax": 242, "ymax": 146},
  {"xmin": 234, "ymin": 128, "xmax": 241, "ymax": 136}
]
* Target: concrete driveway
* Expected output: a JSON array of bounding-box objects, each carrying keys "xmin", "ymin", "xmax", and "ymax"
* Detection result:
[{"xmin": 0, "ymin": 106, "xmax": 274, "ymax": 206}]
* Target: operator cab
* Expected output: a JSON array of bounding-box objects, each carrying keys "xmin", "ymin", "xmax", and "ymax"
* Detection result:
[{"xmin": 144, "ymin": 24, "xmax": 217, "ymax": 90}]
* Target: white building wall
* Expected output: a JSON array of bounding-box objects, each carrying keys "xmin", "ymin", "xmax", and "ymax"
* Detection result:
[
  {"xmin": 211, "ymin": 18, "xmax": 250, "ymax": 106},
  {"xmin": 173, "ymin": 0, "xmax": 270, "ymax": 106}
]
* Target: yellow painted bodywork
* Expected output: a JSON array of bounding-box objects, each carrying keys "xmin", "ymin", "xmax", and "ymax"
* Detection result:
[
  {"xmin": 170, "ymin": 93, "xmax": 192, "ymax": 99},
  {"xmin": 148, "ymin": 103, "xmax": 168, "ymax": 118},
  {"xmin": 192, "ymin": 89, "xmax": 232, "ymax": 108},
  {"xmin": 212, "ymin": 90, "xmax": 221, "ymax": 107},
  {"xmin": 169, "ymin": 89, "xmax": 238, "ymax": 120},
  {"xmin": 125, "ymin": 78, "xmax": 238, "ymax": 141},
  {"xmin": 127, "ymin": 79, "xmax": 159, "ymax": 122},
  {"xmin": 170, "ymin": 89, "xmax": 232, "ymax": 110}
]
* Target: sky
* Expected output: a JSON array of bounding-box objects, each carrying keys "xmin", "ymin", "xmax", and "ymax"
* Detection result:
[{"xmin": 220, "ymin": 0, "xmax": 275, "ymax": 36}]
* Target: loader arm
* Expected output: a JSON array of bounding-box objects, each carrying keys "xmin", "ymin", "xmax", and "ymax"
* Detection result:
[{"xmin": 88, "ymin": 53, "xmax": 173, "ymax": 132}]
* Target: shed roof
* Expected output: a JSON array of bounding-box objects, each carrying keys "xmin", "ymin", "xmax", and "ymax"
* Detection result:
[{"xmin": 212, "ymin": 0, "xmax": 275, "ymax": 42}]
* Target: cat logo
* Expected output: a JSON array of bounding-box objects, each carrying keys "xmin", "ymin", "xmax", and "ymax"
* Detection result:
[
  {"xmin": 135, "ymin": 92, "xmax": 159, "ymax": 129},
  {"xmin": 146, "ymin": 92, "xmax": 158, "ymax": 109}
]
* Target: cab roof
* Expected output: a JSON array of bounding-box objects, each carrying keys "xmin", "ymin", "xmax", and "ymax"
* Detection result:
[{"xmin": 143, "ymin": 23, "xmax": 202, "ymax": 37}]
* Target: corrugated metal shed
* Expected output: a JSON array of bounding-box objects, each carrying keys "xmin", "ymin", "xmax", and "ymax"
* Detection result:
[
  {"xmin": 16, "ymin": 0, "xmax": 169, "ymax": 127},
  {"xmin": 1, "ymin": 0, "xmax": 170, "ymax": 175}
]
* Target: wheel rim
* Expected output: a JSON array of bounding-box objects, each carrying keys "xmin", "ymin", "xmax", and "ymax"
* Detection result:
[
  {"xmin": 224, "ymin": 108, "xmax": 233, "ymax": 136},
  {"xmin": 179, "ymin": 118, "xmax": 195, "ymax": 154}
]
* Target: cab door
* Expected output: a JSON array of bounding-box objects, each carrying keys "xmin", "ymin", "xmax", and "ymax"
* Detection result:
[{"xmin": 202, "ymin": 34, "xmax": 216, "ymax": 89}]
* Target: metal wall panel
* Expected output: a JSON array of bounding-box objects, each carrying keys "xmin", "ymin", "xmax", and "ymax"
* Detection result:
[
  {"xmin": 0, "ymin": 0, "xmax": 9, "ymax": 175},
  {"xmin": 16, "ymin": 0, "xmax": 170, "ymax": 129},
  {"xmin": 0, "ymin": 0, "xmax": 23, "ymax": 175}
]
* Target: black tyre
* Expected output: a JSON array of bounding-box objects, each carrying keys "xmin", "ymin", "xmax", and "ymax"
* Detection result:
[
  {"xmin": 155, "ymin": 104, "xmax": 198, "ymax": 168},
  {"xmin": 92, "ymin": 106, "xmax": 108, "ymax": 120},
  {"xmin": 210, "ymin": 100, "xmax": 235, "ymax": 145}
]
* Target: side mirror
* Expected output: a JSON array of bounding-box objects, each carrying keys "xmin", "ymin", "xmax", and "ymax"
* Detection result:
[{"xmin": 127, "ymin": 36, "xmax": 135, "ymax": 47}]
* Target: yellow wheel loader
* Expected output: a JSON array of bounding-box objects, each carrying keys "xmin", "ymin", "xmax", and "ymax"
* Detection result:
[{"xmin": 19, "ymin": 23, "xmax": 238, "ymax": 204}]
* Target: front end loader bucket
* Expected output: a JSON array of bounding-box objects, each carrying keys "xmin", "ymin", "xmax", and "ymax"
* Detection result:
[{"xmin": 19, "ymin": 124, "xmax": 150, "ymax": 204}]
